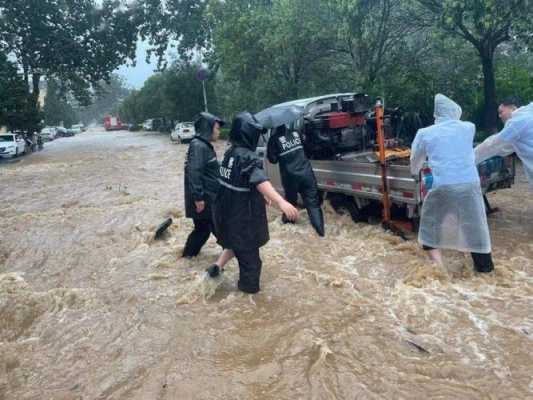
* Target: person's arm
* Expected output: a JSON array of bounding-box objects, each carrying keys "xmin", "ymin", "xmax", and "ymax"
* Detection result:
[
  {"xmin": 186, "ymin": 141, "xmax": 209, "ymax": 213},
  {"xmin": 257, "ymin": 181, "xmax": 299, "ymax": 221},
  {"xmin": 474, "ymin": 120, "xmax": 524, "ymax": 164},
  {"xmin": 246, "ymin": 155, "xmax": 299, "ymax": 221},
  {"xmin": 410, "ymin": 130, "xmax": 426, "ymax": 175}
]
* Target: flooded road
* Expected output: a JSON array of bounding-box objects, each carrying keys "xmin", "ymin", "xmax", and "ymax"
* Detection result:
[{"xmin": 1, "ymin": 130, "xmax": 532, "ymax": 399}]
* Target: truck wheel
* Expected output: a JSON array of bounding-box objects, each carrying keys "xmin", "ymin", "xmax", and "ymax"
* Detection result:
[
  {"xmin": 328, "ymin": 193, "xmax": 362, "ymax": 222},
  {"xmin": 411, "ymin": 217, "xmax": 420, "ymax": 233}
]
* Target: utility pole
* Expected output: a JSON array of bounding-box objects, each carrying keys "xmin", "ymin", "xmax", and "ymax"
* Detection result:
[
  {"xmin": 202, "ymin": 80, "xmax": 208, "ymax": 112},
  {"xmin": 197, "ymin": 68, "xmax": 209, "ymax": 113}
]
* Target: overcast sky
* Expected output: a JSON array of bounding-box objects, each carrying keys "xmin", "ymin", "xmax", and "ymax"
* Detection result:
[{"xmin": 116, "ymin": 41, "xmax": 158, "ymax": 89}]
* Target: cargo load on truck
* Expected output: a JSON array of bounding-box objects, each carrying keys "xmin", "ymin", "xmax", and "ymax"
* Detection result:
[
  {"xmin": 258, "ymin": 93, "xmax": 516, "ymax": 231},
  {"xmin": 301, "ymin": 93, "xmax": 416, "ymax": 161}
]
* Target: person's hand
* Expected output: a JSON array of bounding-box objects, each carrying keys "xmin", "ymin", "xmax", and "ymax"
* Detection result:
[
  {"xmin": 195, "ymin": 201, "xmax": 205, "ymax": 213},
  {"xmin": 279, "ymin": 200, "xmax": 298, "ymax": 221}
]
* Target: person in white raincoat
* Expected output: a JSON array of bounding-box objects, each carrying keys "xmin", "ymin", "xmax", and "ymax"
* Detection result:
[
  {"xmin": 411, "ymin": 94, "xmax": 494, "ymax": 273},
  {"xmin": 475, "ymin": 97, "xmax": 533, "ymax": 191}
]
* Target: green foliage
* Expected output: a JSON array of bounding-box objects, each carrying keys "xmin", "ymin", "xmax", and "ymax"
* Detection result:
[
  {"xmin": 414, "ymin": 0, "xmax": 533, "ymax": 131},
  {"xmin": 0, "ymin": 52, "xmax": 41, "ymax": 132},
  {"xmin": 118, "ymin": 61, "xmax": 216, "ymax": 124},
  {"xmin": 3, "ymin": 0, "xmax": 531, "ymax": 134},
  {"xmin": 208, "ymin": 0, "xmax": 341, "ymax": 115},
  {"xmin": 43, "ymin": 80, "xmax": 79, "ymax": 128},
  {"xmin": 136, "ymin": 0, "xmax": 210, "ymax": 66},
  {"xmin": 0, "ymin": 0, "xmax": 138, "ymax": 130},
  {"xmin": 0, "ymin": 0, "xmax": 138, "ymax": 99},
  {"xmin": 76, "ymin": 75, "xmax": 131, "ymax": 125}
]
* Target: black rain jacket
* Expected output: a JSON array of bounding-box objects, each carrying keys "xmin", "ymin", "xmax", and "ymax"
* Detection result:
[
  {"xmin": 214, "ymin": 112, "xmax": 270, "ymax": 250},
  {"xmin": 267, "ymin": 125, "xmax": 318, "ymax": 195},
  {"xmin": 184, "ymin": 112, "xmax": 224, "ymax": 220}
]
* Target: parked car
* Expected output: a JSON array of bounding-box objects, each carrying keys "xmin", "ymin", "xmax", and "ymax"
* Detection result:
[
  {"xmin": 0, "ymin": 133, "xmax": 26, "ymax": 158},
  {"xmin": 40, "ymin": 126, "xmax": 57, "ymax": 141},
  {"xmin": 171, "ymin": 122, "xmax": 196, "ymax": 143},
  {"xmin": 56, "ymin": 127, "xmax": 72, "ymax": 137},
  {"xmin": 142, "ymin": 119, "xmax": 154, "ymax": 131},
  {"xmin": 70, "ymin": 124, "xmax": 84, "ymax": 134}
]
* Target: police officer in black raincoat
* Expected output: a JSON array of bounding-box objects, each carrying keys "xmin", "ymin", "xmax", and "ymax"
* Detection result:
[
  {"xmin": 267, "ymin": 125, "xmax": 325, "ymax": 236},
  {"xmin": 182, "ymin": 112, "xmax": 225, "ymax": 258},
  {"xmin": 211, "ymin": 112, "xmax": 298, "ymax": 293}
]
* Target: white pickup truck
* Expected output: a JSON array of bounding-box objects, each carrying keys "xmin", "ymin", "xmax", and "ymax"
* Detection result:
[{"xmin": 257, "ymin": 94, "xmax": 515, "ymax": 228}]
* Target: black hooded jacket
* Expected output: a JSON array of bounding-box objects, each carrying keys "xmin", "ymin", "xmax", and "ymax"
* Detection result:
[
  {"xmin": 184, "ymin": 112, "xmax": 224, "ymax": 220},
  {"xmin": 267, "ymin": 125, "xmax": 317, "ymax": 190},
  {"xmin": 214, "ymin": 112, "xmax": 270, "ymax": 250}
]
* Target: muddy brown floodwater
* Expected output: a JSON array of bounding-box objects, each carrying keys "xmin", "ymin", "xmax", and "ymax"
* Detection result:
[{"xmin": 0, "ymin": 129, "xmax": 532, "ymax": 400}]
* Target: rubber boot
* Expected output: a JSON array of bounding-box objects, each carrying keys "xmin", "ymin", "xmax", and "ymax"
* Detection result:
[
  {"xmin": 307, "ymin": 207, "xmax": 325, "ymax": 237},
  {"xmin": 282, "ymin": 214, "xmax": 295, "ymax": 224},
  {"xmin": 472, "ymin": 253, "xmax": 494, "ymax": 273},
  {"xmin": 206, "ymin": 264, "xmax": 224, "ymax": 278}
]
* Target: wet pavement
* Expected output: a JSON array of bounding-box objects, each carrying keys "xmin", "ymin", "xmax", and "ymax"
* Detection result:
[{"xmin": 1, "ymin": 129, "xmax": 532, "ymax": 399}]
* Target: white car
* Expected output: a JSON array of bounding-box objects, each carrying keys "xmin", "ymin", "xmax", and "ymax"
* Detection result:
[
  {"xmin": 0, "ymin": 133, "xmax": 26, "ymax": 158},
  {"xmin": 40, "ymin": 127, "xmax": 57, "ymax": 141},
  {"xmin": 171, "ymin": 122, "xmax": 196, "ymax": 143},
  {"xmin": 69, "ymin": 125, "xmax": 83, "ymax": 135},
  {"xmin": 142, "ymin": 119, "xmax": 154, "ymax": 131}
]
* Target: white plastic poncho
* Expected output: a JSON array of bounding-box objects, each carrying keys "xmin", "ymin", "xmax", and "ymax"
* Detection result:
[
  {"xmin": 411, "ymin": 94, "xmax": 491, "ymax": 253},
  {"xmin": 475, "ymin": 102, "xmax": 533, "ymax": 191}
]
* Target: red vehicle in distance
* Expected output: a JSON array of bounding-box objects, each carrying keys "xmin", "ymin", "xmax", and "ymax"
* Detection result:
[{"xmin": 104, "ymin": 115, "xmax": 123, "ymax": 131}]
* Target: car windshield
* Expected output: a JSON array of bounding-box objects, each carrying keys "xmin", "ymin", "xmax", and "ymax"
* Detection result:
[
  {"xmin": 0, "ymin": 135, "xmax": 14, "ymax": 142},
  {"xmin": 183, "ymin": 122, "xmax": 193, "ymax": 128}
]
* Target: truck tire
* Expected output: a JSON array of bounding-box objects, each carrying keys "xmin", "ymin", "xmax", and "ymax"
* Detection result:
[{"xmin": 328, "ymin": 193, "xmax": 362, "ymax": 222}]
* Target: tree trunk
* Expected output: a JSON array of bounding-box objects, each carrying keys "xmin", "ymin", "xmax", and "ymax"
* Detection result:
[
  {"xmin": 480, "ymin": 50, "xmax": 498, "ymax": 133},
  {"xmin": 31, "ymin": 73, "xmax": 41, "ymax": 105}
]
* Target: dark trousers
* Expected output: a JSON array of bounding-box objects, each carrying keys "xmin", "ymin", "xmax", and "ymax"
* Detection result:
[
  {"xmin": 283, "ymin": 180, "xmax": 325, "ymax": 237},
  {"xmin": 284, "ymin": 181, "xmax": 320, "ymax": 209},
  {"xmin": 422, "ymin": 245, "xmax": 494, "ymax": 273},
  {"xmin": 183, "ymin": 219, "xmax": 213, "ymax": 257},
  {"xmin": 234, "ymin": 247, "xmax": 262, "ymax": 294}
]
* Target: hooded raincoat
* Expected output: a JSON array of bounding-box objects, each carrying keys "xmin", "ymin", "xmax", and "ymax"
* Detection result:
[
  {"xmin": 184, "ymin": 112, "xmax": 224, "ymax": 220},
  {"xmin": 475, "ymin": 102, "xmax": 533, "ymax": 191},
  {"xmin": 214, "ymin": 112, "xmax": 270, "ymax": 251},
  {"xmin": 411, "ymin": 94, "xmax": 491, "ymax": 253},
  {"xmin": 267, "ymin": 125, "xmax": 324, "ymax": 236}
]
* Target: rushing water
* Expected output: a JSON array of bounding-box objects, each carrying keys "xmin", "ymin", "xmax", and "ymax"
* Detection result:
[{"xmin": 1, "ymin": 130, "xmax": 532, "ymax": 399}]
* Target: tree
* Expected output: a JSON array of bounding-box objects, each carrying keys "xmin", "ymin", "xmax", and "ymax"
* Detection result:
[
  {"xmin": 208, "ymin": 0, "xmax": 335, "ymax": 114},
  {"xmin": 327, "ymin": 0, "xmax": 421, "ymax": 92},
  {"xmin": 118, "ymin": 61, "xmax": 217, "ymax": 124},
  {"xmin": 0, "ymin": 52, "xmax": 40, "ymax": 132},
  {"xmin": 414, "ymin": 0, "xmax": 533, "ymax": 132},
  {"xmin": 136, "ymin": 0, "xmax": 211, "ymax": 65},
  {"xmin": 43, "ymin": 80, "xmax": 79, "ymax": 128},
  {"xmin": 0, "ymin": 0, "xmax": 138, "ymax": 128},
  {"xmin": 77, "ymin": 75, "xmax": 131, "ymax": 125}
]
